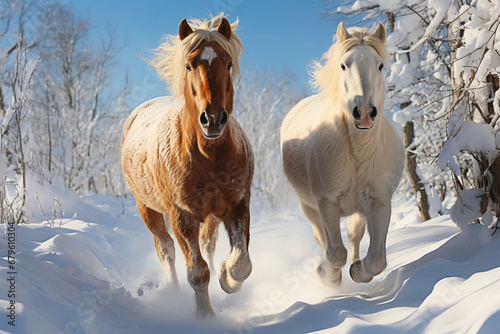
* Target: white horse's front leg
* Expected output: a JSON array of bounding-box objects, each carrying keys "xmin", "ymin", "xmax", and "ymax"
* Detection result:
[
  {"xmin": 350, "ymin": 200, "xmax": 391, "ymax": 283},
  {"xmin": 316, "ymin": 199, "xmax": 347, "ymax": 287},
  {"xmin": 347, "ymin": 212, "xmax": 366, "ymax": 264}
]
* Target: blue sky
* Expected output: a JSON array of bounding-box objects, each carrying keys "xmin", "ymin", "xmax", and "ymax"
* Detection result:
[{"xmin": 69, "ymin": 0, "xmax": 353, "ymax": 106}]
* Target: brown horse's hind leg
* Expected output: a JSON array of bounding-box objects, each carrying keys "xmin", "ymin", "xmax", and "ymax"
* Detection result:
[
  {"xmin": 137, "ymin": 201, "xmax": 179, "ymax": 287},
  {"xmin": 170, "ymin": 207, "xmax": 215, "ymax": 318},
  {"xmin": 219, "ymin": 200, "xmax": 252, "ymax": 294},
  {"xmin": 200, "ymin": 215, "xmax": 219, "ymax": 273}
]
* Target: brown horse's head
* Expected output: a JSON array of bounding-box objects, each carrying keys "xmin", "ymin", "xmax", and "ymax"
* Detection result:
[{"xmin": 180, "ymin": 18, "xmax": 234, "ymax": 139}]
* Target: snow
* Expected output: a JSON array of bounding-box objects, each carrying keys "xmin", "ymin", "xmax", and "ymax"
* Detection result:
[
  {"xmin": 450, "ymin": 188, "xmax": 485, "ymax": 231},
  {"xmin": 438, "ymin": 117, "xmax": 496, "ymax": 173},
  {"xmin": 1, "ymin": 184, "xmax": 500, "ymax": 333}
]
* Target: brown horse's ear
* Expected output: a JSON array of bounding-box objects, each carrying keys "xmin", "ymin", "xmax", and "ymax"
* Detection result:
[
  {"xmin": 336, "ymin": 22, "xmax": 350, "ymax": 43},
  {"xmin": 179, "ymin": 18, "xmax": 193, "ymax": 41},
  {"xmin": 217, "ymin": 17, "xmax": 231, "ymax": 40},
  {"xmin": 372, "ymin": 22, "xmax": 386, "ymax": 43}
]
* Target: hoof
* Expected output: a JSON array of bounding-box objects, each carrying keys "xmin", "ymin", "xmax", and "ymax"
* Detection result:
[
  {"xmin": 193, "ymin": 286, "xmax": 216, "ymax": 318},
  {"xmin": 219, "ymin": 249, "xmax": 252, "ymax": 294},
  {"xmin": 349, "ymin": 260, "xmax": 373, "ymax": 283},
  {"xmin": 168, "ymin": 275, "xmax": 181, "ymax": 289},
  {"xmin": 229, "ymin": 249, "xmax": 252, "ymax": 282},
  {"xmin": 326, "ymin": 245, "xmax": 348, "ymax": 268},
  {"xmin": 196, "ymin": 306, "xmax": 216, "ymax": 318},
  {"xmin": 316, "ymin": 262, "xmax": 342, "ymax": 287},
  {"xmin": 219, "ymin": 262, "xmax": 244, "ymax": 294}
]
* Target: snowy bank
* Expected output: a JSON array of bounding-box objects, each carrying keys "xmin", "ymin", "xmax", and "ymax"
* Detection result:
[{"xmin": 1, "ymin": 189, "xmax": 500, "ymax": 333}]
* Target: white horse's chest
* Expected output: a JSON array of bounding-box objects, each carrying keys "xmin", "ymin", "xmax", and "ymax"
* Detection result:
[
  {"xmin": 335, "ymin": 178, "xmax": 375, "ymax": 215},
  {"xmin": 326, "ymin": 138, "xmax": 382, "ymax": 214}
]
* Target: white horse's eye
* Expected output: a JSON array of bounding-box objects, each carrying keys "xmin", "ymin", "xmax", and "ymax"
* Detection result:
[
  {"xmin": 340, "ymin": 63, "xmax": 346, "ymax": 71},
  {"xmin": 378, "ymin": 64, "xmax": 384, "ymax": 71}
]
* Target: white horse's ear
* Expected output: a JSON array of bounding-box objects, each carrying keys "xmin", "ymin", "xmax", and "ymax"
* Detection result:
[
  {"xmin": 179, "ymin": 18, "xmax": 193, "ymax": 41},
  {"xmin": 337, "ymin": 22, "xmax": 350, "ymax": 43},
  {"xmin": 372, "ymin": 22, "xmax": 386, "ymax": 43},
  {"xmin": 217, "ymin": 17, "xmax": 232, "ymax": 40}
]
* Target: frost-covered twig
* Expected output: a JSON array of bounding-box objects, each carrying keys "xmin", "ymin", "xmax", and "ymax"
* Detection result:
[{"xmin": 35, "ymin": 192, "xmax": 65, "ymax": 227}]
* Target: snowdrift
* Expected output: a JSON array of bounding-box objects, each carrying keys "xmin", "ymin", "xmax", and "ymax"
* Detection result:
[{"xmin": 1, "ymin": 184, "xmax": 500, "ymax": 333}]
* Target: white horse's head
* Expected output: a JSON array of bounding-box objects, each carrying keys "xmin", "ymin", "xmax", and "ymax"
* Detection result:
[
  {"xmin": 337, "ymin": 23, "xmax": 386, "ymax": 130},
  {"xmin": 311, "ymin": 22, "xmax": 387, "ymax": 130}
]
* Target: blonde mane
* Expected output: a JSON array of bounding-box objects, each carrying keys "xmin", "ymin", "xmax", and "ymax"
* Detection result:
[
  {"xmin": 309, "ymin": 26, "xmax": 387, "ymax": 100},
  {"xmin": 149, "ymin": 14, "xmax": 243, "ymax": 98}
]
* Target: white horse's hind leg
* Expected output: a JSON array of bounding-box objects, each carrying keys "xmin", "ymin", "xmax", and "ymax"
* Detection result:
[
  {"xmin": 347, "ymin": 212, "xmax": 366, "ymax": 264},
  {"xmin": 300, "ymin": 202, "xmax": 326, "ymax": 250},
  {"xmin": 300, "ymin": 202, "xmax": 339, "ymax": 286},
  {"xmin": 315, "ymin": 199, "xmax": 347, "ymax": 287},
  {"xmin": 350, "ymin": 200, "xmax": 391, "ymax": 283}
]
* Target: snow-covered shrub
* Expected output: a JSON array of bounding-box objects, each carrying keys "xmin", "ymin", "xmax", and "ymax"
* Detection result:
[{"xmin": 439, "ymin": 0, "xmax": 500, "ymax": 231}]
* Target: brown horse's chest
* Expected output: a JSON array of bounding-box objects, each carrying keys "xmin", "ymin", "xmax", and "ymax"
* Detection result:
[{"xmin": 177, "ymin": 159, "xmax": 249, "ymax": 219}]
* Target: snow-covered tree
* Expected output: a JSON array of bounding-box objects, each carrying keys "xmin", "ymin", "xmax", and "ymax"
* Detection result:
[
  {"xmin": 234, "ymin": 67, "xmax": 305, "ymax": 207},
  {"xmin": 440, "ymin": 0, "xmax": 499, "ymax": 232},
  {"xmin": 1, "ymin": 0, "xmax": 130, "ymax": 223},
  {"xmin": 31, "ymin": 5, "xmax": 129, "ymax": 195},
  {"xmin": 0, "ymin": 35, "xmax": 39, "ymax": 223}
]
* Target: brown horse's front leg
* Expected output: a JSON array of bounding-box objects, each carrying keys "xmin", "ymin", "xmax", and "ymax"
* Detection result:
[
  {"xmin": 200, "ymin": 215, "xmax": 220, "ymax": 274},
  {"xmin": 219, "ymin": 199, "xmax": 252, "ymax": 294},
  {"xmin": 169, "ymin": 207, "xmax": 215, "ymax": 317}
]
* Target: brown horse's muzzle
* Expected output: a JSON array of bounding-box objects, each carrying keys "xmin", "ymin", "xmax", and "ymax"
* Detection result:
[{"xmin": 199, "ymin": 110, "xmax": 228, "ymax": 139}]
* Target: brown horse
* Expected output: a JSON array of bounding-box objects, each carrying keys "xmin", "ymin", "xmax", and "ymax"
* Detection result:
[{"xmin": 120, "ymin": 15, "xmax": 254, "ymax": 317}]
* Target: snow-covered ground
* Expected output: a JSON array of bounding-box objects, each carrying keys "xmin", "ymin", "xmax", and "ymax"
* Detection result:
[{"xmin": 1, "ymin": 182, "xmax": 500, "ymax": 334}]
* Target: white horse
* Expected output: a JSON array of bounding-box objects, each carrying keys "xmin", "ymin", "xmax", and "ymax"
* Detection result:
[{"xmin": 280, "ymin": 22, "xmax": 404, "ymax": 286}]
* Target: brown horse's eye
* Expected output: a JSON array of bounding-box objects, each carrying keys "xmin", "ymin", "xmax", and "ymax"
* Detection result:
[
  {"xmin": 227, "ymin": 62, "xmax": 232, "ymax": 70},
  {"xmin": 186, "ymin": 63, "xmax": 192, "ymax": 71}
]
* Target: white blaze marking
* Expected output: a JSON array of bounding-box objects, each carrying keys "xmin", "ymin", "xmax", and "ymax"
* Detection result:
[{"xmin": 200, "ymin": 46, "xmax": 217, "ymax": 66}]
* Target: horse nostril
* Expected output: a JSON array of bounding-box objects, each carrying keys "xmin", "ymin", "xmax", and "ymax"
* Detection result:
[
  {"xmin": 220, "ymin": 111, "xmax": 228, "ymax": 125},
  {"xmin": 352, "ymin": 106, "xmax": 361, "ymax": 120},
  {"xmin": 370, "ymin": 106, "xmax": 378, "ymax": 119},
  {"xmin": 200, "ymin": 111, "xmax": 209, "ymax": 126}
]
